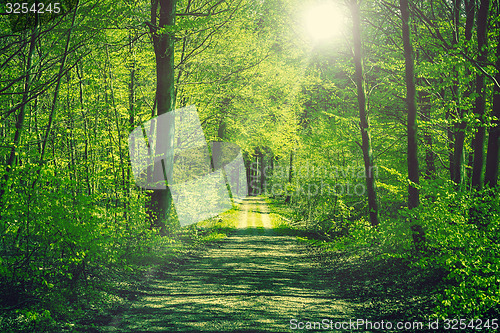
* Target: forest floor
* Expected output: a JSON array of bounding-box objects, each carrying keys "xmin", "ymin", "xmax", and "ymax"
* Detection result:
[{"xmin": 88, "ymin": 197, "xmax": 441, "ymax": 333}]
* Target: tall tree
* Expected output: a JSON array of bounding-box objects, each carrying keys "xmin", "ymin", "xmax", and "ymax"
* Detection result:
[
  {"xmin": 484, "ymin": 3, "xmax": 499, "ymax": 188},
  {"xmin": 350, "ymin": 0, "xmax": 380, "ymax": 227},
  {"xmin": 452, "ymin": 0, "xmax": 475, "ymax": 185},
  {"xmin": 147, "ymin": 0, "xmax": 176, "ymax": 234},
  {"xmin": 400, "ymin": 0, "xmax": 424, "ymax": 250},
  {"xmin": 470, "ymin": 0, "xmax": 490, "ymax": 189}
]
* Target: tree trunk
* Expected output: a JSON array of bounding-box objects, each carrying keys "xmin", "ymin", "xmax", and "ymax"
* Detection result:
[
  {"xmin": 448, "ymin": 0, "xmax": 461, "ymax": 182},
  {"xmin": 452, "ymin": 0, "xmax": 475, "ymax": 185},
  {"xmin": 284, "ymin": 148, "xmax": 293, "ymax": 204},
  {"xmin": 260, "ymin": 151, "xmax": 266, "ymax": 194},
  {"xmin": 146, "ymin": 0, "xmax": 176, "ymax": 234},
  {"xmin": 350, "ymin": 0, "xmax": 380, "ymax": 227},
  {"xmin": 484, "ymin": 9, "xmax": 500, "ymax": 188},
  {"xmin": 127, "ymin": 32, "xmax": 136, "ymax": 226},
  {"xmin": 419, "ymin": 83, "xmax": 435, "ymax": 180},
  {"xmin": 471, "ymin": 0, "xmax": 490, "ymax": 189},
  {"xmin": 0, "ymin": 12, "xmax": 39, "ymax": 206},
  {"xmin": 400, "ymin": 0, "xmax": 425, "ymax": 251},
  {"xmin": 33, "ymin": 0, "xmax": 79, "ymax": 190},
  {"xmin": 76, "ymin": 63, "xmax": 92, "ymax": 196}
]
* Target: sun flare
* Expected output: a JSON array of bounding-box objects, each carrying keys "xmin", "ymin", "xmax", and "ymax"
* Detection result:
[{"xmin": 305, "ymin": 3, "xmax": 345, "ymax": 41}]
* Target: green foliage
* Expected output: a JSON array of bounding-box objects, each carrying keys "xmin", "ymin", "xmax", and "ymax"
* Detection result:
[
  {"xmin": 413, "ymin": 186, "xmax": 500, "ymax": 319},
  {"xmin": 295, "ymin": 177, "xmax": 500, "ymax": 320},
  {"xmin": 0, "ymin": 309, "xmax": 57, "ymax": 333}
]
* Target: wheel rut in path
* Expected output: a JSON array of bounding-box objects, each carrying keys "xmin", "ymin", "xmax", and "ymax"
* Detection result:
[{"xmin": 102, "ymin": 197, "xmax": 353, "ymax": 332}]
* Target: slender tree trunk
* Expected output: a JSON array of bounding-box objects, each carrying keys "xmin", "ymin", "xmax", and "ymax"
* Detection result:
[
  {"xmin": 350, "ymin": 0, "xmax": 380, "ymax": 226},
  {"xmin": 471, "ymin": 0, "xmax": 490, "ymax": 189},
  {"xmin": 448, "ymin": 0, "xmax": 462, "ymax": 182},
  {"xmin": 33, "ymin": 0, "xmax": 79, "ymax": 189},
  {"xmin": 400, "ymin": 0, "xmax": 425, "ymax": 250},
  {"xmin": 420, "ymin": 89, "xmax": 435, "ymax": 179},
  {"xmin": 270, "ymin": 153, "xmax": 274, "ymax": 177},
  {"xmin": 253, "ymin": 154, "xmax": 259, "ymax": 195},
  {"xmin": 105, "ymin": 44, "xmax": 128, "ymax": 219},
  {"xmin": 449, "ymin": 0, "xmax": 459, "ymax": 181},
  {"xmin": 147, "ymin": 0, "xmax": 176, "ymax": 234},
  {"xmin": 446, "ymin": 108, "xmax": 455, "ymax": 181},
  {"xmin": 484, "ymin": 10, "xmax": 500, "ymax": 188},
  {"xmin": 0, "ymin": 12, "xmax": 39, "ymax": 206},
  {"xmin": 467, "ymin": 142, "xmax": 474, "ymax": 181},
  {"xmin": 245, "ymin": 153, "xmax": 253, "ymax": 196},
  {"xmin": 126, "ymin": 32, "xmax": 137, "ymax": 225},
  {"xmin": 128, "ymin": 33, "xmax": 136, "ymax": 133},
  {"xmin": 469, "ymin": 0, "xmax": 490, "ymax": 227},
  {"xmin": 260, "ymin": 151, "xmax": 266, "ymax": 194},
  {"xmin": 76, "ymin": 63, "xmax": 92, "ymax": 196},
  {"xmin": 66, "ymin": 89, "xmax": 78, "ymax": 203},
  {"xmin": 452, "ymin": 0, "xmax": 475, "ymax": 185},
  {"xmin": 284, "ymin": 148, "xmax": 294, "ymax": 204},
  {"xmin": 212, "ymin": 115, "xmax": 226, "ymax": 170}
]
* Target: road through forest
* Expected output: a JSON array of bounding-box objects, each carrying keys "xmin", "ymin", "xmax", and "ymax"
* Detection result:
[{"xmin": 100, "ymin": 197, "xmax": 355, "ymax": 332}]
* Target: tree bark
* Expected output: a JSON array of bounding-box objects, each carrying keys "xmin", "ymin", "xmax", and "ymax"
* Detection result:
[
  {"xmin": 400, "ymin": 0, "xmax": 425, "ymax": 251},
  {"xmin": 350, "ymin": 0, "xmax": 380, "ymax": 227},
  {"xmin": 448, "ymin": 0, "xmax": 461, "ymax": 182},
  {"xmin": 76, "ymin": 63, "xmax": 92, "ymax": 196},
  {"xmin": 470, "ymin": 0, "xmax": 490, "ymax": 189},
  {"xmin": 421, "ymin": 91, "xmax": 435, "ymax": 180},
  {"xmin": 284, "ymin": 148, "xmax": 293, "ymax": 204},
  {"xmin": 260, "ymin": 151, "xmax": 266, "ymax": 194},
  {"xmin": 146, "ymin": 0, "xmax": 176, "ymax": 234},
  {"xmin": 484, "ymin": 8, "xmax": 500, "ymax": 188},
  {"xmin": 452, "ymin": 0, "xmax": 475, "ymax": 185}
]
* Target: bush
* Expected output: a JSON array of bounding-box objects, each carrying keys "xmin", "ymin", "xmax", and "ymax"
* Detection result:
[
  {"xmin": 413, "ymin": 185, "xmax": 500, "ymax": 319},
  {"xmin": 0, "ymin": 309, "xmax": 57, "ymax": 333}
]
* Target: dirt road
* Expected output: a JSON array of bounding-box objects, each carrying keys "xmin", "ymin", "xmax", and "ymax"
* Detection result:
[{"xmin": 101, "ymin": 197, "xmax": 353, "ymax": 332}]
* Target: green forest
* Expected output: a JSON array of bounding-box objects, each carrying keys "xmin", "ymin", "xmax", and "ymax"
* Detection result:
[{"xmin": 1, "ymin": 0, "xmax": 499, "ymax": 331}]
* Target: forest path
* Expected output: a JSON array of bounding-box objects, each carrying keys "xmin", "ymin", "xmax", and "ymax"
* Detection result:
[{"xmin": 101, "ymin": 197, "xmax": 353, "ymax": 332}]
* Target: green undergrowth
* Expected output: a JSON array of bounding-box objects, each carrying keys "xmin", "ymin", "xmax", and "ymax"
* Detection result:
[
  {"xmin": 269, "ymin": 183, "xmax": 500, "ymax": 325},
  {"xmin": 0, "ymin": 206, "xmax": 241, "ymax": 332},
  {"xmin": 265, "ymin": 197, "xmax": 328, "ymax": 238},
  {"xmin": 265, "ymin": 196, "xmax": 439, "ymax": 321}
]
